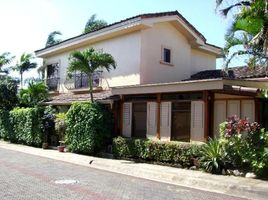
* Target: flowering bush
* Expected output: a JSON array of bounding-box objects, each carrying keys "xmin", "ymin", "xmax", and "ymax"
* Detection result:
[
  {"xmin": 223, "ymin": 115, "xmax": 260, "ymax": 138},
  {"xmin": 220, "ymin": 116, "xmax": 268, "ymax": 177}
]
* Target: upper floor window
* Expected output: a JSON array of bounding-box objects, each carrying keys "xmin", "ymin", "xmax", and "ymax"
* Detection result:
[
  {"xmin": 163, "ymin": 48, "xmax": 171, "ymax": 63},
  {"xmin": 47, "ymin": 63, "xmax": 59, "ymax": 78},
  {"xmin": 161, "ymin": 46, "xmax": 173, "ymax": 66}
]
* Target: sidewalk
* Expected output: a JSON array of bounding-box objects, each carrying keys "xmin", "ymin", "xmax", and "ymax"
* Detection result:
[{"xmin": 0, "ymin": 141, "xmax": 267, "ymax": 200}]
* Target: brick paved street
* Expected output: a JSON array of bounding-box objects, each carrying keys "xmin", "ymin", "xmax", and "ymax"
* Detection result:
[{"xmin": 0, "ymin": 147, "xmax": 246, "ymax": 200}]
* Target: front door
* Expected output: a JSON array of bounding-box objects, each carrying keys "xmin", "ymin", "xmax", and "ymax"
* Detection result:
[
  {"xmin": 171, "ymin": 102, "xmax": 191, "ymax": 141},
  {"xmin": 132, "ymin": 103, "xmax": 147, "ymax": 138}
]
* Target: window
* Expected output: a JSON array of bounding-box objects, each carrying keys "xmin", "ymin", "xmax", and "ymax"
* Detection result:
[
  {"xmin": 163, "ymin": 48, "xmax": 171, "ymax": 63},
  {"xmin": 161, "ymin": 46, "xmax": 173, "ymax": 65}
]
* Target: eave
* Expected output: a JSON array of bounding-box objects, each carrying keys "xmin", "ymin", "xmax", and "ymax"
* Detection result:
[{"xmin": 111, "ymin": 79, "xmax": 268, "ymax": 95}]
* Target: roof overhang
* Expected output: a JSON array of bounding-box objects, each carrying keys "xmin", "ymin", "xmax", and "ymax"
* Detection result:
[
  {"xmin": 35, "ymin": 11, "xmax": 222, "ymax": 58},
  {"xmin": 35, "ymin": 17, "xmax": 147, "ymax": 58},
  {"xmin": 111, "ymin": 79, "xmax": 268, "ymax": 95},
  {"xmin": 111, "ymin": 79, "xmax": 224, "ymax": 95}
]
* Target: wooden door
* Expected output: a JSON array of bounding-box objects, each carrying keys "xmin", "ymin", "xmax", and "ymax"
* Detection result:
[
  {"xmin": 171, "ymin": 102, "xmax": 191, "ymax": 141},
  {"xmin": 132, "ymin": 103, "xmax": 147, "ymax": 138}
]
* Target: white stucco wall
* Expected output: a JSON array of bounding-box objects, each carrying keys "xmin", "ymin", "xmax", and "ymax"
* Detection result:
[
  {"xmin": 43, "ymin": 22, "xmax": 218, "ymax": 93},
  {"xmin": 190, "ymin": 49, "xmax": 216, "ymax": 75},
  {"xmin": 44, "ymin": 31, "xmax": 141, "ymax": 92},
  {"xmin": 140, "ymin": 22, "xmax": 218, "ymax": 84},
  {"xmin": 140, "ymin": 22, "xmax": 191, "ymax": 84}
]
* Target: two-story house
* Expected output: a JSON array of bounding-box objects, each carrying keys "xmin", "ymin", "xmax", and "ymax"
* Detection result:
[{"xmin": 35, "ymin": 11, "xmax": 268, "ymax": 142}]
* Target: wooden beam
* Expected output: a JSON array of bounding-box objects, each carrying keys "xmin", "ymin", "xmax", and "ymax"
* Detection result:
[
  {"xmin": 156, "ymin": 94, "xmax": 161, "ymax": 139},
  {"xmin": 119, "ymin": 96, "xmax": 124, "ymax": 136},
  {"xmin": 203, "ymin": 91, "xmax": 209, "ymax": 141}
]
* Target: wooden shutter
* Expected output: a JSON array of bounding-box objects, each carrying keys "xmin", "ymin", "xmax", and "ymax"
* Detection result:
[
  {"xmin": 147, "ymin": 102, "xmax": 157, "ymax": 139},
  {"xmin": 160, "ymin": 102, "xmax": 171, "ymax": 141},
  {"xmin": 213, "ymin": 100, "xmax": 227, "ymax": 137},
  {"xmin": 122, "ymin": 102, "xmax": 132, "ymax": 137},
  {"xmin": 241, "ymin": 100, "xmax": 255, "ymax": 122},
  {"xmin": 227, "ymin": 100, "xmax": 240, "ymax": 118},
  {"xmin": 191, "ymin": 101, "xmax": 205, "ymax": 141}
]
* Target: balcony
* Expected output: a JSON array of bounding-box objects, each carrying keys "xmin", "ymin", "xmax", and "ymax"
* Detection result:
[
  {"xmin": 46, "ymin": 77, "xmax": 60, "ymax": 91},
  {"xmin": 64, "ymin": 71, "xmax": 102, "ymax": 92}
]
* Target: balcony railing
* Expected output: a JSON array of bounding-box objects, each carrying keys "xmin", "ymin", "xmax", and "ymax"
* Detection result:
[
  {"xmin": 64, "ymin": 71, "xmax": 101, "ymax": 91},
  {"xmin": 46, "ymin": 77, "xmax": 60, "ymax": 91}
]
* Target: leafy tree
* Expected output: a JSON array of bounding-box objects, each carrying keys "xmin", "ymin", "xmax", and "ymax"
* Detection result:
[
  {"xmin": 216, "ymin": 0, "xmax": 268, "ymax": 67},
  {"xmin": 0, "ymin": 77, "xmax": 18, "ymax": 110},
  {"xmin": 18, "ymin": 81, "xmax": 48, "ymax": 107},
  {"xmin": 68, "ymin": 48, "xmax": 116, "ymax": 102},
  {"xmin": 0, "ymin": 52, "xmax": 14, "ymax": 75},
  {"xmin": 45, "ymin": 31, "xmax": 62, "ymax": 47},
  {"xmin": 83, "ymin": 14, "xmax": 107, "ymax": 33},
  {"xmin": 12, "ymin": 53, "xmax": 37, "ymax": 88}
]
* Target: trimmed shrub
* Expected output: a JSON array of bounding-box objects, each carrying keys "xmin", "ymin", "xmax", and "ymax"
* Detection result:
[
  {"xmin": 0, "ymin": 109, "xmax": 12, "ymax": 140},
  {"xmin": 65, "ymin": 102, "xmax": 113, "ymax": 155},
  {"xmin": 112, "ymin": 136, "xmax": 203, "ymax": 168},
  {"xmin": 10, "ymin": 107, "xmax": 43, "ymax": 147}
]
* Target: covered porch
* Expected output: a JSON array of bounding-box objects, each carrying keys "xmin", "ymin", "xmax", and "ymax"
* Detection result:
[{"xmin": 112, "ymin": 78, "xmax": 268, "ymax": 142}]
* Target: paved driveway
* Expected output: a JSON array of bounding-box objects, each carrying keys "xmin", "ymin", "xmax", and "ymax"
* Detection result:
[{"xmin": 0, "ymin": 147, "xmax": 245, "ymax": 200}]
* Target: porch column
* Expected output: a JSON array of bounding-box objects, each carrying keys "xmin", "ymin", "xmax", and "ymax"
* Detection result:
[
  {"xmin": 156, "ymin": 94, "xmax": 161, "ymax": 139},
  {"xmin": 203, "ymin": 91, "xmax": 209, "ymax": 141},
  {"xmin": 119, "ymin": 96, "xmax": 124, "ymax": 136}
]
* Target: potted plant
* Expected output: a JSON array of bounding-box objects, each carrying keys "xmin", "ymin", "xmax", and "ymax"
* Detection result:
[{"xmin": 55, "ymin": 113, "xmax": 66, "ymax": 152}]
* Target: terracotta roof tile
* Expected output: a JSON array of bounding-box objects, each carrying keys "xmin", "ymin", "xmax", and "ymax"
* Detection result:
[{"xmin": 44, "ymin": 90, "xmax": 118, "ymax": 105}]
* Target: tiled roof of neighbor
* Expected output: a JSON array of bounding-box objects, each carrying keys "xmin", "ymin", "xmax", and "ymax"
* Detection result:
[
  {"xmin": 44, "ymin": 90, "xmax": 118, "ymax": 105},
  {"xmin": 185, "ymin": 65, "xmax": 268, "ymax": 81},
  {"xmin": 35, "ymin": 10, "xmax": 220, "ymax": 53}
]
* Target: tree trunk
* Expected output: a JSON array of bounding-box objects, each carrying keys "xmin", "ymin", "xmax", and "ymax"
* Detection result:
[
  {"xmin": 88, "ymin": 74, "xmax": 94, "ymax": 102},
  {"xmin": 20, "ymin": 73, "xmax": 23, "ymax": 89}
]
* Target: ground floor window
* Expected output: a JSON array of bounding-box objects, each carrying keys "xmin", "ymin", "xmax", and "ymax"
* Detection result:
[
  {"xmin": 171, "ymin": 102, "xmax": 191, "ymax": 141},
  {"xmin": 132, "ymin": 103, "xmax": 147, "ymax": 138}
]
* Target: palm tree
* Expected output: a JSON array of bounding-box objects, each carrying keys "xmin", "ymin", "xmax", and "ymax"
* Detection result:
[
  {"xmin": 0, "ymin": 52, "xmax": 14, "ymax": 75},
  {"xmin": 13, "ymin": 53, "xmax": 37, "ymax": 88},
  {"xmin": 84, "ymin": 14, "xmax": 107, "ymax": 34},
  {"xmin": 216, "ymin": 0, "xmax": 268, "ymax": 67},
  {"xmin": 68, "ymin": 48, "xmax": 116, "ymax": 102},
  {"xmin": 18, "ymin": 80, "xmax": 48, "ymax": 107},
  {"xmin": 45, "ymin": 31, "xmax": 62, "ymax": 47}
]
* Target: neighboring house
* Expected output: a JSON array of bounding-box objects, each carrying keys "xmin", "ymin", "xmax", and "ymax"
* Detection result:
[{"xmin": 35, "ymin": 11, "xmax": 268, "ymax": 142}]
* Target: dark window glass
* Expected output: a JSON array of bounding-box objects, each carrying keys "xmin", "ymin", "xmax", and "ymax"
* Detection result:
[
  {"xmin": 124, "ymin": 94, "xmax": 157, "ymax": 102},
  {"xmin": 163, "ymin": 48, "xmax": 171, "ymax": 63},
  {"xmin": 162, "ymin": 92, "xmax": 203, "ymax": 101},
  {"xmin": 47, "ymin": 63, "xmax": 59, "ymax": 78}
]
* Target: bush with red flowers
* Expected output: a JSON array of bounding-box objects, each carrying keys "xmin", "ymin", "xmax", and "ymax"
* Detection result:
[{"xmin": 220, "ymin": 116, "xmax": 268, "ymax": 177}]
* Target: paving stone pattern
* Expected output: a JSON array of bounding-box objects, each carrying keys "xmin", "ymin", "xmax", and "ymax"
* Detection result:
[{"xmin": 0, "ymin": 148, "xmax": 245, "ymax": 200}]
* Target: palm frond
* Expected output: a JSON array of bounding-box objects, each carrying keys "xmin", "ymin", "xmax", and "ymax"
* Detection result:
[
  {"xmin": 0, "ymin": 52, "xmax": 14, "ymax": 69},
  {"xmin": 84, "ymin": 14, "xmax": 107, "ymax": 33},
  {"xmin": 220, "ymin": 1, "xmax": 252, "ymax": 16},
  {"xmin": 46, "ymin": 31, "xmax": 62, "ymax": 47}
]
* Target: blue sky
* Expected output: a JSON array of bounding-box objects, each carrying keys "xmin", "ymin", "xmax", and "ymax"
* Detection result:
[{"xmin": 0, "ymin": 0, "xmax": 240, "ymax": 79}]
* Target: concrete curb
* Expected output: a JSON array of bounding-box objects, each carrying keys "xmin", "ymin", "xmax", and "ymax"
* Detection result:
[{"xmin": 0, "ymin": 141, "xmax": 268, "ymax": 200}]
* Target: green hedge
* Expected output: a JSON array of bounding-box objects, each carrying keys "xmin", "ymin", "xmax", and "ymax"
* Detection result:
[
  {"xmin": 65, "ymin": 102, "xmax": 113, "ymax": 155},
  {"xmin": 112, "ymin": 137, "xmax": 203, "ymax": 167},
  {"xmin": 0, "ymin": 109, "xmax": 12, "ymax": 140},
  {"xmin": 9, "ymin": 107, "xmax": 43, "ymax": 147}
]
